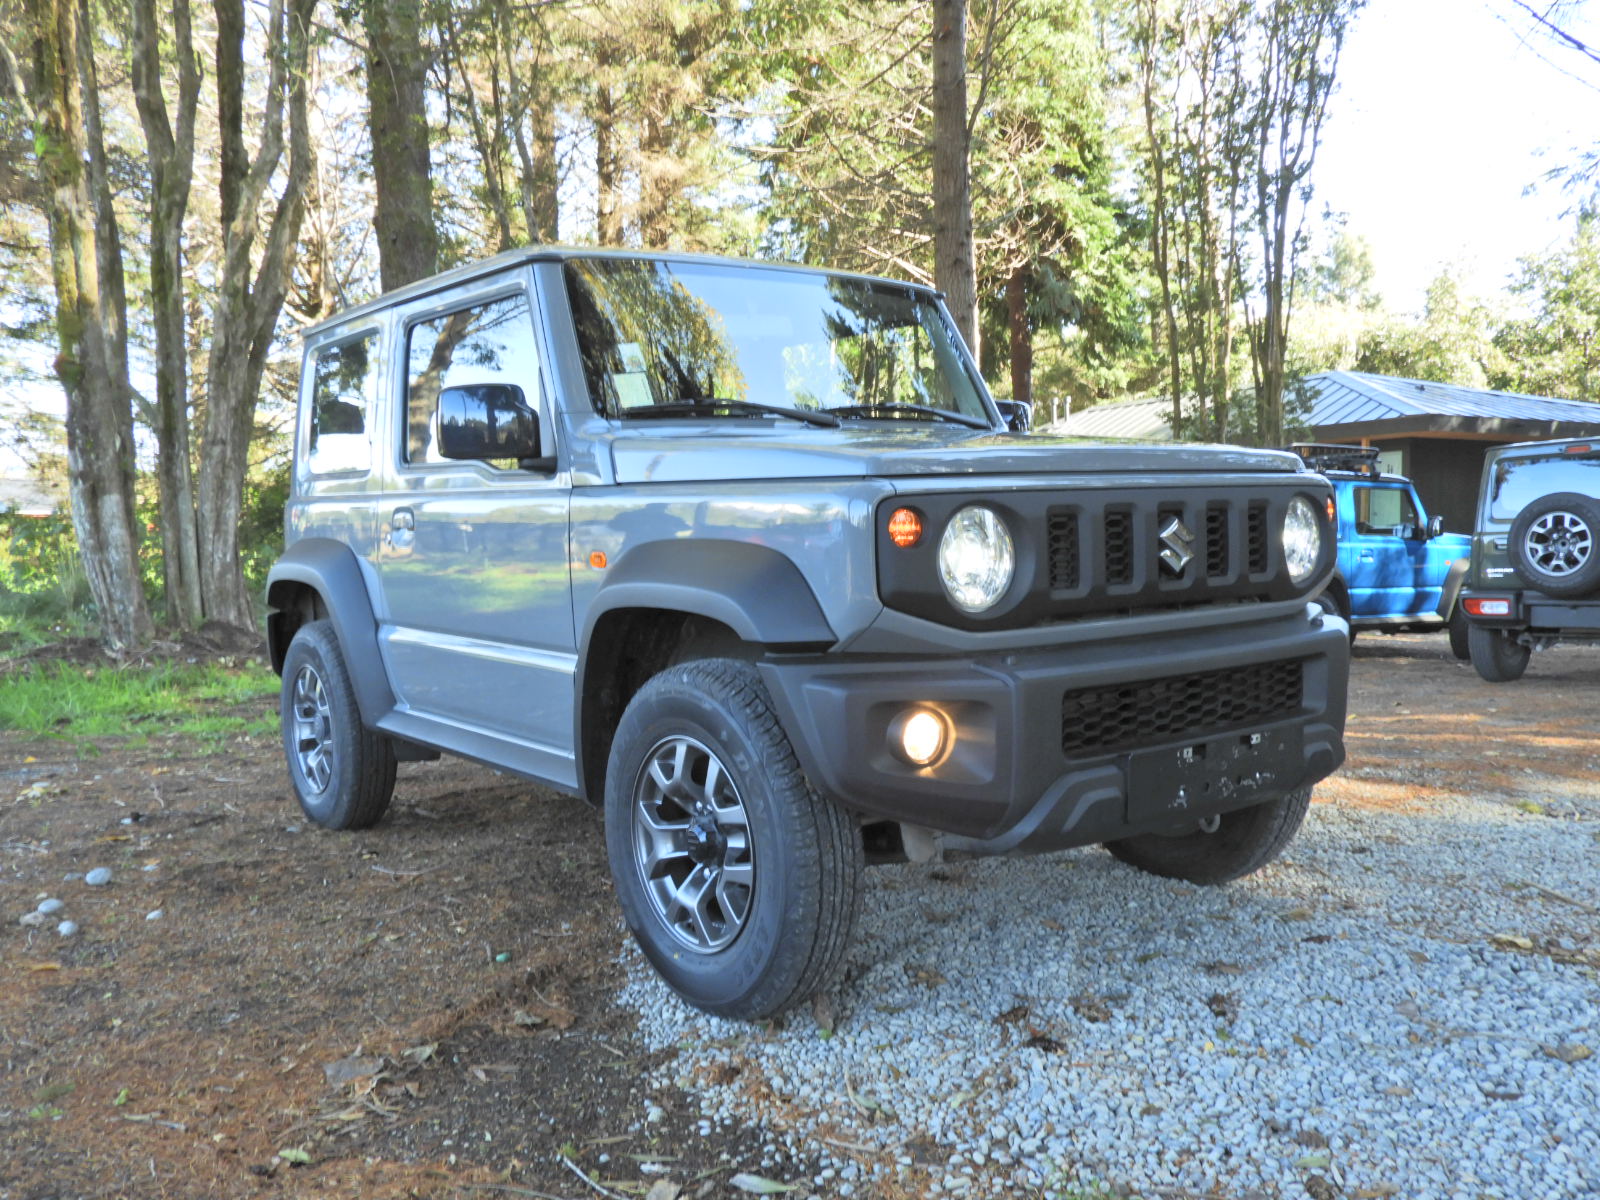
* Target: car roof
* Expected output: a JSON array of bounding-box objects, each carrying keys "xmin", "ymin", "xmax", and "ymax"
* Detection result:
[
  {"xmin": 1322, "ymin": 470, "xmax": 1412, "ymax": 485},
  {"xmin": 302, "ymin": 247, "xmax": 940, "ymax": 340},
  {"xmin": 1487, "ymin": 435, "xmax": 1600, "ymax": 459}
]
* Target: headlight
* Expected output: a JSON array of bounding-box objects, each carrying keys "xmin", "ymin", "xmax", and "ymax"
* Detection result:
[
  {"xmin": 938, "ymin": 505, "xmax": 1015, "ymax": 612},
  {"xmin": 1283, "ymin": 495, "xmax": 1323, "ymax": 585}
]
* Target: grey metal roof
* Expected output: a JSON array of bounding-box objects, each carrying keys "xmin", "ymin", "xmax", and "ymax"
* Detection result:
[
  {"xmin": 1045, "ymin": 397, "xmax": 1173, "ymax": 440},
  {"xmin": 1302, "ymin": 370, "xmax": 1600, "ymax": 427}
]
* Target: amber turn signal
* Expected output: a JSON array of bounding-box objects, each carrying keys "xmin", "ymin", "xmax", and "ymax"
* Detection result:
[
  {"xmin": 589, "ymin": 551, "xmax": 608, "ymax": 569},
  {"xmin": 887, "ymin": 507, "xmax": 923, "ymax": 548},
  {"xmin": 1325, "ymin": 496, "xmax": 1335, "ymax": 524}
]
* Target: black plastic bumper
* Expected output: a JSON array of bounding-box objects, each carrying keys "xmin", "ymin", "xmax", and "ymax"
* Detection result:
[
  {"xmin": 1461, "ymin": 589, "xmax": 1600, "ymax": 633},
  {"xmin": 759, "ymin": 609, "xmax": 1349, "ymax": 854}
]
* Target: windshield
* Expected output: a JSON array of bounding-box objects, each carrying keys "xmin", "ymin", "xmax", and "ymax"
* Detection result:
[
  {"xmin": 1490, "ymin": 452, "xmax": 1600, "ymax": 522},
  {"xmin": 564, "ymin": 258, "xmax": 994, "ymax": 425}
]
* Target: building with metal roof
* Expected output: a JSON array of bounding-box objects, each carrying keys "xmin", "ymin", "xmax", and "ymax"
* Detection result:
[{"xmin": 1048, "ymin": 371, "xmax": 1600, "ymax": 532}]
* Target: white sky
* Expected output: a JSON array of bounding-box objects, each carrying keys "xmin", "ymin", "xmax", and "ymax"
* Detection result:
[{"xmin": 1315, "ymin": 0, "xmax": 1598, "ymax": 314}]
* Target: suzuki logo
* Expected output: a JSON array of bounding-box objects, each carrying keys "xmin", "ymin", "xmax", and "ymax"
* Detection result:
[{"xmin": 1159, "ymin": 516, "xmax": 1196, "ymax": 576}]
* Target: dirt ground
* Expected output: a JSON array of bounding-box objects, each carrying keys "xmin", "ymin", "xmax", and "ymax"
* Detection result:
[{"xmin": 2, "ymin": 629, "xmax": 1597, "ymax": 1200}]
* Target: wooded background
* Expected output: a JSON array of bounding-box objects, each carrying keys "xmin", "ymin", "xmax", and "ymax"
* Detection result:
[{"xmin": 0, "ymin": 0, "xmax": 1595, "ymax": 648}]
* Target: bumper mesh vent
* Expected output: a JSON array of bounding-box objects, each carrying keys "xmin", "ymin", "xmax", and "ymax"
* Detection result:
[{"xmin": 1060, "ymin": 658, "xmax": 1304, "ymax": 758}]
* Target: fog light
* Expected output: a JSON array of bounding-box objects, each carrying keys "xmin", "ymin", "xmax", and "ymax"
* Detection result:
[{"xmin": 890, "ymin": 708, "xmax": 948, "ymax": 767}]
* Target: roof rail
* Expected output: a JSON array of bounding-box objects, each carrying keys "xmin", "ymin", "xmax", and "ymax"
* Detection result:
[{"xmin": 1285, "ymin": 442, "xmax": 1382, "ymax": 476}]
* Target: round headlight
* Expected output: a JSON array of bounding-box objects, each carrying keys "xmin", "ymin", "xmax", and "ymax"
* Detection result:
[
  {"xmin": 1283, "ymin": 495, "xmax": 1323, "ymax": 585},
  {"xmin": 938, "ymin": 505, "xmax": 1015, "ymax": 613}
]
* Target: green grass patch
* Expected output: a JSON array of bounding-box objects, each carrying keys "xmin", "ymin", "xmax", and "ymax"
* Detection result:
[{"xmin": 0, "ymin": 660, "xmax": 280, "ymax": 740}]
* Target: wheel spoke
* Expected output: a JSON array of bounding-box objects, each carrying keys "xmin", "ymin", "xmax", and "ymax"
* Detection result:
[{"xmin": 290, "ymin": 666, "xmax": 333, "ymax": 793}]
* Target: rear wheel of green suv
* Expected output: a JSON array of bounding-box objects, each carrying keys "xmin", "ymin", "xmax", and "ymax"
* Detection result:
[{"xmin": 1468, "ymin": 622, "xmax": 1531, "ymax": 683}]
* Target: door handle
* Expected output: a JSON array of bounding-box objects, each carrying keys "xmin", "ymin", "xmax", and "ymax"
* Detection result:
[{"xmin": 393, "ymin": 508, "xmax": 415, "ymax": 532}]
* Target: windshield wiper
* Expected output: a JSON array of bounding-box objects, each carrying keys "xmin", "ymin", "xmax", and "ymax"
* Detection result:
[
  {"xmin": 826, "ymin": 401, "xmax": 994, "ymax": 430},
  {"xmin": 620, "ymin": 399, "xmax": 841, "ymax": 428}
]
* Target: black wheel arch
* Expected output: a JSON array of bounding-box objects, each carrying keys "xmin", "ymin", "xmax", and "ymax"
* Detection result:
[{"xmin": 266, "ymin": 539, "xmax": 396, "ymax": 728}]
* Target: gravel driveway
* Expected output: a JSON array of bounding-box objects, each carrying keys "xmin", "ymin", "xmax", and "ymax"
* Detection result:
[{"xmin": 623, "ymin": 634, "xmax": 1600, "ymax": 1200}]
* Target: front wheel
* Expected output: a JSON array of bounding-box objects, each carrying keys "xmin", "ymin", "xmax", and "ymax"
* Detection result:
[
  {"xmin": 605, "ymin": 659, "xmax": 862, "ymax": 1019},
  {"xmin": 280, "ymin": 620, "xmax": 396, "ymax": 829},
  {"xmin": 1103, "ymin": 786, "xmax": 1312, "ymax": 884},
  {"xmin": 1468, "ymin": 622, "xmax": 1531, "ymax": 682},
  {"xmin": 1447, "ymin": 606, "xmax": 1471, "ymax": 660}
]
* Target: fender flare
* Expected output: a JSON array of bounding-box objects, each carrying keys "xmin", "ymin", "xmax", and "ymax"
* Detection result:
[
  {"xmin": 1436, "ymin": 557, "xmax": 1469, "ymax": 619},
  {"xmin": 266, "ymin": 539, "xmax": 396, "ymax": 728},
  {"xmin": 573, "ymin": 539, "xmax": 836, "ymax": 800}
]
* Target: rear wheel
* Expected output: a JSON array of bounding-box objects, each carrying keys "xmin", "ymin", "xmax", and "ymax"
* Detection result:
[
  {"xmin": 280, "ymin": 620, "xmax": 396, "ymax": 829},
  {"xmin": 1468, "ymin": 622, "xmax": 1531, "ymax": 682},
  {"xmin": 1104, "ymin": 787, "xmax": 1311, "ymax": 885},
  {"xmin": 605, "ymin": 658, "xmax": 862, "ymax": 1019}
]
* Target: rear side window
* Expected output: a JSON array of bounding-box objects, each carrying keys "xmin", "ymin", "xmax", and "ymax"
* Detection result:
[
  {"xmin": 307, "ymin": 334, "xmax": 379, "ymax": 475},
  {"xmin": 405, "ymin": 293, "xmax": 541, "ymax": 465},
  {"xmin": 1491, "ymin": 454, "xmax": 1600, "ymax": 522}
]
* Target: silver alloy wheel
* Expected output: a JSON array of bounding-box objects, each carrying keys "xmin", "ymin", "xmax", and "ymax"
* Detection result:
[
  {"xmin": 630, "ymin": 734, "xmax": 754, "ymax": 953},
  {"xmin": 1524, "ymin": 510, "xmax": 1594, "ymax": 577},
  {"xmin": 290, "ymin": 664, "xmax": 334, "ymax": 793}
]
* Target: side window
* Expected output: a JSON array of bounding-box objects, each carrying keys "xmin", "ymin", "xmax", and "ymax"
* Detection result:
[
  {"xmin": 405, "ymin": 293, "xmax": 542, "ymax": 466},
  {"xmin": 307, "ymin": 334, "xmax": 378, "ymax": 475},
  {"xmin": 1354, "ymin": 486, "xmax": 1417, "ymax": 534}
]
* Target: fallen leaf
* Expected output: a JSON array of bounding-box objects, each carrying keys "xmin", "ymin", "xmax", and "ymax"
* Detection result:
[
  {"xmin": 400, "ymin": 1043, "xmax": 437, "ymax": 1064},
  {"xmin": 25, "ymin": 962, "xmax": 62, "ymax": 973},
  {"xmin": 994, "ymin": 1004, "xmax": 1030, "ymax": 1025},
  {"xmin": 1291, "ymin": 1034, "xmax": 1313, "ymax": 1049},
  {"xmin": 1301, "ymin": 933, "xmax": 1333, "ymax": 944},
  {"xmin": 276, "ymin": 1148, "xmax": 312, "ymax": 1165},
  {"xmin": 1542, "ymin": 1042, "xmax": 1592, "ymax": 1064},
  {"xmin": 1294, "ymin": 1151, "xmax": 1331, "ymax": 1169},
  {"xmin": 1070, "ymin": 994, "xmax": 1112, "ymax": 1023},
  {"xmin": 903, "ymin": 963, "xmax": 945, "ymax": 988},
  {"xmin": 512, "ymin": 1009, "xmax": 546, "ymax": 1028},
  {"xmin": 1293, "ymin": 1128, "xmax": 1328, "ymax": 1149},
  {"xmin": 323, "ymin": 1055, "xmax": 384, "ymax": 1088},
  {"xmin": 1490, "ymin": 934, "xmax": 1534, "ymax": 951},
  {"xmin": 811, "ymin": 991, "xmax": 836, "ymax": 1035},
  {"xmin": 1393, "ymin": 1000, "xmax": 1422, "ymax": 1021},
  {"xmin": 1201, "ymin": 961, "xmax": 1244, "ymax": 976},
  {"xmin": 1354, "ymin": 1186, "xmax": 1400, "ymax": 1197},
  {"xmin": 1283, "ymin": 907, "xmax": 1315, "ymax": 921},
  {"xmin": 1041, "ymin": 918, "xmax": 1064, "ymax": 931},
  {"xmin": 1023, "ymin": 1034, "xmax": 1066, "ymax": 1054},
  {"xmin": 729, "ymin": 1173, "xmax": 798, "ymax": 1194},
  {"xmin": 32, "ymin": 1083, "xmax": 74, "ymax": 1103},
  {"xmin": 1205, "ymin": 992, "xmax": 1237, "ymax": 1022},
  {"xmin": 1382, "ymin": 1085, "xmax": 1412, "ymax": 1097},
  {"xmin": 645, "ymin": 1181, "xmax": 681, "ymax": 1200}
]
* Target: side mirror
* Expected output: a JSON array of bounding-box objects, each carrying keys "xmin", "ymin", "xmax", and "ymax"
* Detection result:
[
  {"xmin": 1426, "ymin": 514, "xmax": 1445, "ymax": 540},
  {"xmin": 994, "ymin": 399, "xmax": 1032, "ymax": 432},
  {"xmin": 438, "ymin": 384, "xmax": 540, "ymax": 462}
]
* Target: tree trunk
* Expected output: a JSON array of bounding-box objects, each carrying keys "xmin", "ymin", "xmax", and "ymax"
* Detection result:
[
  {"xmin": 198, "ymin": 0, "xmax": 313, "ymax": 631},
  {"xmin": 364, "ymin": 0, "xmax": 437, "ymax": 291},
  {"xmin": 594, "ymin": 70, "xmax": 622, "ymax": 245},
  {"xmin": 130, "ymin": 0, "xmax": 203, "ymax": 629},
  {"xmin": 24, "ymin": 0, "xmax": 153, "ymax": 649},
  {"xmin": 516, "ymin": 99, "xmax": 559, "ymax": 243},
  {"xmin": 931, "ymin": 0, "xmax": 978, "ymax": 359},
  {"xmin": 1006, "ymin": 263, "xmax": 1032, "ymax": 408}
]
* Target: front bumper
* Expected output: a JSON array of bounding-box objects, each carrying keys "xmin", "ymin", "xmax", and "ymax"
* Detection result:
[{"xmin": 759, "ymin": 607, "xmax": 1349, "ymax": 854}]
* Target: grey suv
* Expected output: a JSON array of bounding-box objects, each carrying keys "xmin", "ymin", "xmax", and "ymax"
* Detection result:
[
  {"xmin": 267, "ymin": 249, "xmax": 1350, "ymax": 1018},
  {"xmin": 1450, "ymin": 437, "xmax": 1600, "ymax": 681}
]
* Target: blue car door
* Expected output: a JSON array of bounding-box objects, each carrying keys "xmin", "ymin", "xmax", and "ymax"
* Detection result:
[{"xmin": 1343, "ymin": 482, "xmax": 1429, "ymax": 618}]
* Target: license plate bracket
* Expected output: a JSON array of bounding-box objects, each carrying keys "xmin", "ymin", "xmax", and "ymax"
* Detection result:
[{"xmin": 1126, "ymin": 726, "xmax": 1303, "ymax": 825}]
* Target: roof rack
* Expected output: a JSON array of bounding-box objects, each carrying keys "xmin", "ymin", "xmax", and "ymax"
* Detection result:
[{"xmin": 1285, "ymin": 443, "xmax": 1382, "ymax": 477}]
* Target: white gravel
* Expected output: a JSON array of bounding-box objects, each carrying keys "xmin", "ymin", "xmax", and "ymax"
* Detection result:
[{"xmin": 621, "ymin": 796, "xmax": 1600, "ymax": 1199}]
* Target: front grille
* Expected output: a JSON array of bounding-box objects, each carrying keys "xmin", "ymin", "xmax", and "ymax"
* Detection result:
[
  {"xmin": 1205, "ymin": 504, "xmax": 1229, "ymax": 577},
  {"xmin": 1060, "ymin": 658, "xmax": 1304, "ymax": 758},
  {"xmin": 1247, "ymin": 502, "xmax": 1270, "ymax": 574},
  {"xmin": 1104, "ymin": 510, "xmax": 1133, "ymax": 585},
  {"xmin": 1047, "ymin": 510, "xmax": 1079, "ymax": 590}
]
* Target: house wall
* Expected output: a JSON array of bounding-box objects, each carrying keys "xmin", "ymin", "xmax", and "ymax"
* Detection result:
[{"xmin": 1362, "ymin": 438, "xmax": 1496, "ymax": 533}]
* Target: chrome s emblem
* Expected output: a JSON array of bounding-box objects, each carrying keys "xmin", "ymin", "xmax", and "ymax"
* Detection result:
[{"xmin": 1158, "ymin": 516, "xmax": 1196, "ymax": 576}]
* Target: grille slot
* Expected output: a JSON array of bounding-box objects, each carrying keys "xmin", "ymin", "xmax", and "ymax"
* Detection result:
[
  {"xmin": 1205, "ymin": 503, "xmax": 1229, "ymax": 578},
  {"xmin": 1246, "ymin": 502, "xmax": 1270, "ymax": 574},
  {"xmin": 1060, "ymin": 658, "xmax": 1304, "ymax": 758},
  {"xmin": 1104, "ymin": 510, "xmax": 1133, "ymax": 586},
  {"xmin": 1047, "ymin": 509, "xmax": 1079, "ymax": 591}
]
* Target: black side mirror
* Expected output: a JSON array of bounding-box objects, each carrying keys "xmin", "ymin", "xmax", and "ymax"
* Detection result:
[
  {"xmin": 1426, "ymin": 514, "xmax": 1445, "ymax": 540},
  {"xmin": 994, "ymin": 399, "xmax": 1032, "ymax": 432},
  {"xmin": 438, "ymin": 384, "xmax": 541, "ymax": 462}
]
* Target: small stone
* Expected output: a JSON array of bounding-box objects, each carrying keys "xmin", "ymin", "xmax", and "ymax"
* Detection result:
[
  {"xmin": 57, "ymin": 920, "xmax": 78, "ymax": 937},
  {"xmin": 20, "ymin": 911, "xmax": 48, "ymax": 927},
  {"xmin": 37, "ymin": 898, "xmax": 64, "ymax": 915},
  {"xmin": 85, "ymin": 868, "xmax": 112, "ymax": 886},
  {"xmin": 146, "ymin": 909, "xmax": 164, "ymax": 922}
]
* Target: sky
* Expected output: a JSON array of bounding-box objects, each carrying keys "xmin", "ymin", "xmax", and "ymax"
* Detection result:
[{"xmin": 1315, "ymin": 0, "xmax": 1598, "ymax": 314}]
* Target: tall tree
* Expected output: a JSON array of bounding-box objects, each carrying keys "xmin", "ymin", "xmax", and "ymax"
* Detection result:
[
  {"xmin": 129, "ymin": 0, "xmax": 203, "ymax": 629},
  {"xmin": 364, "ymin": 0, "xmax": 438, "ymax": 289},
  {"xmin": 196, "ymin": 0, "xmax": 314, "ymax": 629},
  {"xmin": 20, "ymin": 0, "xmax": 153, "ymax": 648},
  {"xmin": 931, "ymin": 0, "xmax": 978, "ymax": 356},
  {"xmin": 1495, "ymin": 210, "xmax": 1600, "ymax": 401}
]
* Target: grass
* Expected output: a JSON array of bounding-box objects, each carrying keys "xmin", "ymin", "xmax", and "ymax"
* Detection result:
[{"xmin": 0, "ymin": 660, "xmax": 280, "ymax": 742}]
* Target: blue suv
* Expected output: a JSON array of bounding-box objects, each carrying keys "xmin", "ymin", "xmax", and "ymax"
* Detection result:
[{"xmin": 1289, "ymin": 445, "xmax": 1472, "ymax": 655}]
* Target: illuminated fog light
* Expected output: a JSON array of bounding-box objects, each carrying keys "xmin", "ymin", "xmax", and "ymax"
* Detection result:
[{"xmin": 890, "ymin": 708, "xmax": 949, "ymax": 767}]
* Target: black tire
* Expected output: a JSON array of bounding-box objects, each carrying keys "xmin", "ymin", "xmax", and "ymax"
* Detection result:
[
  {"xmin": 605, "ymin": 658, "xmax": 862, "ymax": 1020},
  {"xmin": 1103, "ymin": 786, "xmax": 1311, "ymax": 885},
  {"xmin": 280, "ymin": 620, "xmax": 396, "ymax": 829},
  {"xmin": 1315, "ymin": 588, "xmax": 1355, "ymax": 644},
  {"xmin": 1508, "ymin": 492, "xmax": 1600, "ymax": 598},
  {"xmin": 1447, "ymin": 606, "xmax": 1471, "ymax": 660},
  {"xmin": 1468, "ymin": 622, "xmax": 1531, "ymax": 683}
]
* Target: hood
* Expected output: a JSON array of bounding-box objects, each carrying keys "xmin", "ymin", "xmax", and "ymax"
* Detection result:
[{"xmin": 604, "ymin": 424, "xmax": 1304, "ymax": 485}]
